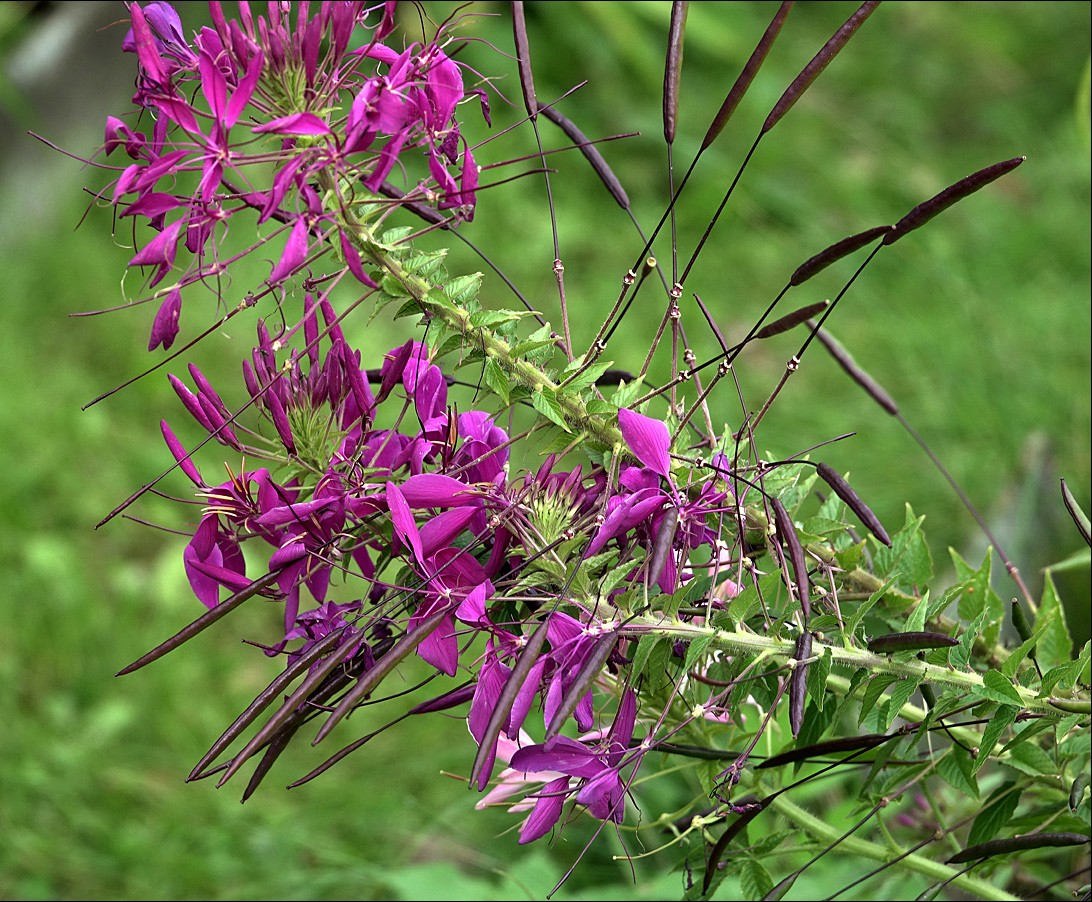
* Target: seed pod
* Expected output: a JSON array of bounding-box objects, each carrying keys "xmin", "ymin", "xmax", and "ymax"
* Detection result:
[
  {"xmin": 867, "ymin": 631, "xmax": 959, "ymax": 653},
  {"xmin": 758, "ymin": 733, "xmax": 889, "ymax": 769},
  {"xmin": 884, "ymin": 157, "xmax": 1026, "ymax": 245},
  {"xmin": 1049, "ymin": 697, "xmax": 1091, "ymax": 715},
  {"xmin": 946, "ymin": 832, "xmax": 1090, "ymax": 864},
  {"xmin": 920, "ymin": 682, "xmax": 936, "ymax": 710},
  {"xmin": 762, "ymin": 1, "xmax": 881, "ymax": 135},
  {"xmin": 771, "ymin": 497, "xmax": 810, "ymax": 622},
  {"xmin": 790, "ymin": 225, "xmax": 893, "ymax": 286},
  {"xmin": 762, "ymin": 872, "xmax": 798, "ymax": 901},
  {"xmin": 538, "ymin": 103, "xmax": 629, "ymax": 210},
  {"xmin": 648, "ymin": 506, "xmax": 679, "ymax": 589},
  {"xmin": 810, "ymin": 324, "xmax": 898, "ymax": 415},
  {"xmin": 511, "ymin": 2, "xmax": 537, "ymax": 121},
  {"xmin": 1061, "ymin": 477, "xmax": 1091, "ymax": 547},
  {"xmin": 815, "ymin": 462, "xmax": 892, "ymax": 547},
  {"xmin": 663, "ymin": 2, "xmax": 688, "ymax": 145},
  {"xmin": 754, "ymin": 301, "xmax": 830, "ymax": 339},
  {"xmin": 1071, "ymin": 772, "xmax": 1090, "ymax": 813},
  {"xmin": 789, "ymin": 631, "xmax": 812, "ymax": 738},
  {"xmin": 701, "ymin": 1, "xmax": 792, "ymax": 151}
]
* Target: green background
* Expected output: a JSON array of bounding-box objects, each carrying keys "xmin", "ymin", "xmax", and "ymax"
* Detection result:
[{"xmin": 1, "ymin": 2, "xmax": 1088, "ymax": 898}]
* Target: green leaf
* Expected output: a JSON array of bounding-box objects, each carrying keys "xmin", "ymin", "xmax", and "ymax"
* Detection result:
[
  {"xmin": 1037, "ymin": 571, "xmax": 1074, "ymax": 670},
  {"xmin": 977, "ymin": 671, "xmax": 1025, "ymax": 707},
  {"xmin": 846, "ymin": 580, "xmax": 894, "ymax": 640},
  {"xmin": 806, "ymin": 647, "xmax": 831, "ymax": 713},
  {"xmin": 858, "ymin": 674, "xmax": 899, "ymax": 727},
  {"xmin": 904, "ymin": 591, "xmax": 930, "ymax": 633},
  {"xmin": 442, "ymin": 273, "xmax": 483, "ymax": 307},
  {"xmin": 481, "ymin": 357, "xmax": 509, "ymax": 405},
  {"xmin": 967, "ymin": 782, "xmax": 1021, "ymax": 845},
  {"xmin": 881, "ymin": 677, "xmax": 921, "ymax": 733},
  {"xmin": 630, "ymin": 634, "xmax": 665, "ymax": 683},
  {"xmin": 951, "ymin": 609, "xmax": 988, "ymax": 671},
  {"xmin": 1006, "ymin": 740, "xmax": 1058, "ymax": 776},
  {"xmin": 1002, "ymin": 606, "xmax": 1056, "ymax": 679},
  {"xmin": 740, "ymin": 858, "xmax": 773, "ymax": 902},
  {"xmin": 530, "ymin": 389, "xmax": 570, "ymax": 432},
  {"xmin": 683, "ymin": 635, "xmax": 714, "ymax": 673},
  {"xmin": 873, "ymin": 506, "xmax": 931, "ymax": 592},
  {"xmin": 937, "ymin": 746, "xmax": 979, "ymax": 799},
  {"xmin": 973, "ymin": 705, "xmax": 1018, "ymax": 774},
  {"xmin": 610, "ymin": 375, "xmax": 646, "ymax": 409}
]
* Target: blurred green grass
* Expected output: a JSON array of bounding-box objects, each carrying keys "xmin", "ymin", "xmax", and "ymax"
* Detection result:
[{"xmin": 1, "ymin": 2, "xmax": 1088, "ymax": 899}]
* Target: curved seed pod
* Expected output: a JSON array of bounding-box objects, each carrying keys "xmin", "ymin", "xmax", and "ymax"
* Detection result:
[
  {"xmin": 703, "ymin": 802, "xmax": 766, "ymax": 894},
  {"xmin": 883, "ymin": 157, "xmax": 1026, "ymax": 245},
  {"xmin": 188, "ymin": 625, "xmax": 349, "ymax": 780},
  {"xmin": 867, "ymin": 631, "xmax": 959, "ymax": 653},
  {"xmin": 663, "ymin": 2, "xmax": 689, "ymax": 145},
  {"xmin": 790, "ymin": 225, "xmax": 893, "ymax": 286},
  {"xmin": 762, "ymin": 1, "xmax": 881, "ymax": 135},
  {"xmin": 771, "ymin": 497, "xmax": 810, "ymax": 622},
  {"xmin": 469, "ymin": 617, "xmax": 550, "ymax": 790},
  {"xmin": 1049, "ymin": 697, "xmax": 1091, "ymax": 715},
  {"xmin": 1071, "ymin": 772, "xmax": 1090, "ymax": 813},
  {"xmin": 947, "ymin": 832, "xmax": 1090, "ymax": 864},
  {"xmin": 1010, "ymin": 599, "xmax": 1035, "ymax": 664},
  {"xmin": 754, "ymin": 301, "xmax": 829, "ymax": 339},
  {"xmin": 511, "ymin": 2, "xmax": 537, "ymax": 121},
  {"xmin": 313, "ymin": 602, "xmax": 457, "ymax": 745},
  {"xmin": 815, "ymin": 462, "xmax": 892, "ymax": 546},
  {"xmin": 762, "ymin": 872, "xmax": 798, "ymax": 901},
  {"xmin": 116, "ymin": 566, "xmax": 285, "ymax": 676},
  {"xmin": 789, "ymin": 631, "xmax": 812, "ymax": 738},
  {"xmin": 648, "ymin": 506, "xmax": 679, "ymax": 588},
  {"xmin": 544, "ymin": 628, "xmax": 620, "ymax": 743},
  {"xmin": 757, "ymin": 733, "xmax": 889, "ymax": 769},
  {"xmin": 1061, "ymin": 477, "xmax": 1091, "ymax": 547},
  {"xmin": 701, "ymin": 1, "xmax": 793, "ymax": 152},
  {"xmin": 810, "ymin": 324, "xmax": 898, "ymax": 415},
  {"xmin": 537, "ymin": 103, "xmax": 629, "ymax": 210}
]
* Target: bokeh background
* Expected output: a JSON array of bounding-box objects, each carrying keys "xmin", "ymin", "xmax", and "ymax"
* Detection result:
[{"xmin": 2, "ymin": 2, "xmax": 1088, "ymax": 898}]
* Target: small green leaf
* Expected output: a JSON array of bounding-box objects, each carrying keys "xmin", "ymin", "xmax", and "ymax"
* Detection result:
[
  {"xmin": 978, "ymin": 671, "xmax": 1025, "ymax": 707},
  {"xmin": 1006, "ymin": 740, "xmax": 1058, "ymax": 776},
  {"xmin": 967, "ymin": 782, "xmax": 1020, "ymax": 845},
  {"xmin": 530, "ymin": 389, "xmax": 570, "ymax": 432},
  {"xmin": 1037, "ymin": 571, "xmax": 1074, "ymax": 670},
  {"xmin": 630, "ymin": 634, "xmax": 664, "ymax": 683},
  {"xmin": 937, "ymin": 746, "xmax": 979, "ymax": 799},
  {"xmin": 481, "ymin": 357, "xmax": 509, "ymax": 404},
  {"xmin": 683, "ymin": 635, "xmax": 714, "ymax": 673},
  {"xmin": 740, "ymin": 858, "xmax": 773, "ymax": 901},
  {"xmin": 973, "ymin": 705, "xmax": 1018, "ymax": 774},
  {"xmin": 858, "ymin": 674, "xmax": 899, "ymax": 727},
  {"xmin": 881, "ymin": 677, "xmax": 921, "ymax": 733},
  {"xmin": 806, "ymin": 647, "xmax": 831, "ymax": 713}
]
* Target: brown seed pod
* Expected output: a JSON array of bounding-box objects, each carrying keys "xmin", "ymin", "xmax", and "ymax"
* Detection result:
[
  {"xmin": 810, "ymin": 324, "xmax": 898, "ymax": 415},
  {"xmin": 771, "ymin": 497, "xmax": 810, "ymax": 622},
  {"xmin": 758, "ymin": 733, "xmax": 890, "ymax": 769},
  {"xmin": 538, "ymin": 103, "xmax": 629, "ymax": 211},
  {"xmin": 866, "ymin": 631, "xmax": 959, "ymax": 653},
  {"xmin": 511, "ymin": 1, "xmax": 537, "ymax": 121},
  {"xmin": 790, "ymin": 225, "xmax": 893, "ymax": 286},
  {"xmin": 648, "ymin": 506, "xmax": 679, "ymax": 588},
  {"xmin": 762, "ymin": 1, "xmax": 881, "ymax": 135},
  {"xmin": 701, "ymin": 1, "xmax": 793, "ymax": 151},
  {"xmin": 789, "ymin": 631, "xmax": 812, "ymax": 737},
  {"xmin": 1061, "ymin": 477, "xmax": 1091, "ymax": 547},
  {"xmin": 815, "ymin": 462, "xmax": 892, "ymax": 546},
  {"xmin": 883, "ymin": 157, "xmax": 1026, "ymax": 245},
  {"xmin": 754, "ymin": 301, "xmax": 830, "ymax": 339},
  {"xmin": 947, "ymin": 832, "xmax": 1089, "ymax": 864},
  {"xmin": 663, "ymin": 2, "xmax": 688, "ymax": 145}
]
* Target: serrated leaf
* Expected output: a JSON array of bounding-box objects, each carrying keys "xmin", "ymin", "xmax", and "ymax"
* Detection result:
[
  {"xmin": 858, "ymin": 674, "xmax": 899, "ymax": 727},
  {"xmin": 646, "ymin": 636, "xmax": 675, "ymax": 693},
  {"xmin": 610, "ymin": 375, "xmax": 646, "ymax": 408},
  {"xmin": 973, "ymin": 705, "xmax": 1018, "ymax": 774},
  {"xmin": 937, "ymin": 745, "xmax": 979, "ymax": 799},
  {"xmin": 846, "ymin": 580, "xmax": 893, "ymax": 639},
  {"xmin": 482, "ymin": 357, "xmax": 509, "ymax": 405},
  {"xmin": 509, "ymin": 337, "xmax": 558, "ymax": 358},
  {"xmin": 1006, "ymin": 740, "xmax": 1058, "ymax": 776},
  {"xmin": 630, "ymin": 634, "xmax": 664, "ymax": 683},
  {"xmin": 740, "ymin": 858, "xmax": 773, "ymax": 901},
  {"xmin": 1037, "ymin": 571, "xmax": 1074, "ymax": 670},
  {"xmin": 978, "ymin": 671, "xmax": 1025, "ymax": 707},
  {"xmin": 684, "ymin": 635, "xmax": 714, "ymax": 673},
  {"xmin": 806, "ymin": 647, "xmax": 831, "ymax": 713},
  {"xmin": 951, "ymin": 609, "xmax": 987, "ymax": 671},
  {"xmin": 951, "ymin": 546, "xmax": 991, "ymax": 620},
  {"xmin": 444, "ymin": 273, "xmax": 483, "ymax": 306},
  {"xmin": 585, "ymin": 399, "xmax": 618, "ymax": 416},
  {"xmin": 873, "ymin": 507, "xmax": 931, "ymax": 592},
  {"xmin": 561, "ymin": 359, "xmax": 614, "ymax": 392},
  {"xmin": 530, "ymin": 389, "xmax": 571, "ymax": 432},
  {"xmin": 881, "ymin": 677, "xmax": 921, "ymax": 733},
  {"xmin": 967, "ymin": 782, "xmax": 1020, "ymax": 845},
  {"xmin": 903, "ymin": 592, "xmax": 931, "ymax": 634}
]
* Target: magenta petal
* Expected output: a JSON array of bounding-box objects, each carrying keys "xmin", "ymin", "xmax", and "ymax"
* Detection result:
[
  {"xmin": 268, "ymin": 216, "xmax": 309, "ymax": 285},
  {"xmin": 252, "ymin": 112, "xmax": 332, "ymax": 136},
  {"xmin": 618, "ymin": 408, "xmax": 672, "ymax": 478},
  {"xmin": 148, "ymin": 287, "xmax": 182, "ymax": 350},
  {"xmin": 518, "ymin": 776, "xmax": 570, "ymax": 844}
]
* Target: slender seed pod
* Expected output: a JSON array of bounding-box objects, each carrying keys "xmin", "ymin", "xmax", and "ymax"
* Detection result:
[
  {"xmin": 537, "ymin": 103, "xmax": 629, "ymax": 210},
  {"xmin": 920, "ymin": 682, "xmax": 936, "ymax": 710},
  {"xmin": 867, "ymin": 631, "xmax": 959, "ymax": 653},
  {"xmin": 754, "ymin": 301, "xmax": 830, "ymax": 339},
  {"xmin": 815, "ymin": 462, "xmax": 892, "ymax": 546},
  {"xmin": 1049, "ymin": 697, "xmax": 1091, "ymax": 715},
  {"xmin": 663, "ymin": 2, "xmax": 688, "ymax": 145},
  {"xmin": 648, "ymin": 506, "xmax": 679, "ymax": 588},
  {"xmin": 762, "ymin": 872, "xmax": 799, "ymax": 901},
  {"xmin": 704, "ymin": 802, "xmax": 765, "ymax": 894},
  {"xmin": 1061, "ymin": 477, "xmax": 1092, "ymax": 547},
  {"xmin": 758, "ymin": 733, "xmax": 890, "ymax": 769},
  {"xmin": 544, "ymin": 630, "xmax": 620, "ymax": 743},
  {"xmin": 116, "ymin": 566, "xmax": 286, "ymax": 676},
  {"xmin": 771, "ymin": 497, "xmax": 810, "ymax": 621},
  {"xmin": 762, "ymin": 1, "xmax": 881, "ymax": 134},
  {"xmin": 789, "ymin": 631, "xmax": 812, "ymax": 737},
  {"xmin": 313, "ymin": 602, "xmax": 458, "ymax": 745},
  {"xmin": 1071, "ymin": 772, "xmax": 1090, "ymax": 813},
  {"xmin": 511, "ymin": 1, "xmax": 537, "ymax": 121},
  {"xmin": 701, "ymin": 1, "xmax": 793, "ymax": 151},
  {"xmin": 947, "ymin": 832, "xmax": 1090, "ymax": 864},
  {"xmin": 883, "ymin": 157, "xmax": 1026, "ymax": 245},
  {"xmin": 790, "ymin": 225, "xmax": 893, "ymax": 286},
  {"xmin": 810, "ymin": 323, "xmax": 899, "ymax": 415}
]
